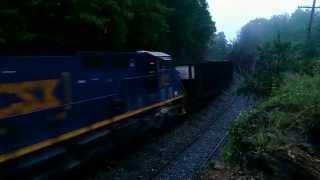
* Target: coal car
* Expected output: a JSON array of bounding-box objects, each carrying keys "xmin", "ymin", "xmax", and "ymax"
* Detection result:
[{"xmin": 175, "ymin": 61, "xmax": 233, "ymax": 111}]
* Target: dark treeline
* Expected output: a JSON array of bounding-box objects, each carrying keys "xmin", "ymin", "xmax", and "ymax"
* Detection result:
[{"xmin": 0, "ymin": 0, "xmax": 215, "ymax": 64}]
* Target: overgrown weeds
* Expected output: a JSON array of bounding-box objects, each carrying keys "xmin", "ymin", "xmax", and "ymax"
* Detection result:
[
  {"xmin": 224, "ymin": 73, "xmax": 320, "ymax": 178},
  {"xmin": 223, "ymin": 34, "xmax": 320, "ymax": 178}
]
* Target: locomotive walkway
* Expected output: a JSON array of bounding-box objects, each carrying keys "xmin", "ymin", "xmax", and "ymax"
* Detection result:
[{"xmin": 82, "ymin": 78, "xmax": 254, "ymax": 180}]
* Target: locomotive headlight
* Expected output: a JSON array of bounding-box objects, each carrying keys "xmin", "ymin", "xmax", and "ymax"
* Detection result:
[
  {"xmin": 174, "ymin": 91, "xmax": 179, "ymax": 96},
  {"xmin": 149, "ymin": 61, "xmax": 155, "ymax": 65}
]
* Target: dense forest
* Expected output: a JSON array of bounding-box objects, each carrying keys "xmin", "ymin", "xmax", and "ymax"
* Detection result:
[{"xmin": 0, "ymin": 0, "xmax": 215, "ymax": 64}]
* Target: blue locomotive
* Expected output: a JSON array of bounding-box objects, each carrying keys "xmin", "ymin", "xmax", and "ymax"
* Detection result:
[{"xmin": 0, "ymin": 51, "xmax": 184, "ymax": 176}]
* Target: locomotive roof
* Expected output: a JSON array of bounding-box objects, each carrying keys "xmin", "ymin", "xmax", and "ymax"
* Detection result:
[
  {"xmin": 0, "ymin": 51, "xmax": 173, "ymax": 61},
  {"xmin": 136, "ymin": 51, "xmax": 172, "ymax": 61}
]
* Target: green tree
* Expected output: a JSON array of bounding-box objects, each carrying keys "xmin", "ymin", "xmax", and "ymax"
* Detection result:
[
  {"xmin": 0, "ymin": 0, "xmax": 215, "ymax": 64},
  {"xmin": 163, "ymin": 0, "xmax": 215, "ymax": 64},
  {"xmin": 207, "ymin": 32, "xmax": 229, "ymax": 60}
]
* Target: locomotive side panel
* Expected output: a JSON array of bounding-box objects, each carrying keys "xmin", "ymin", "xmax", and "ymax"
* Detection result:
[{"xmin": 0, "ymin": 52, "xmax": 184, "ymax": 170}]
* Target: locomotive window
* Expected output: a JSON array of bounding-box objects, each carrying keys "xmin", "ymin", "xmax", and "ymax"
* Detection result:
[
  {"xmin": 112, "ymin": 58, "xmax": 130, "ymax": 69},
  {"xmin": 82, "ymin": 56, "xmax": 105, "ymax": 69},
  {"xmin": 148, "ymin": 60, "xmax": 156, "ymax": 66}
]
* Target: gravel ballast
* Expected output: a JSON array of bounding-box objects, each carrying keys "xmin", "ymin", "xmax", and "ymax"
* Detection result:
[{"xmin": 86, "ymin": 80, "xmax": 253, "ymax": 180}]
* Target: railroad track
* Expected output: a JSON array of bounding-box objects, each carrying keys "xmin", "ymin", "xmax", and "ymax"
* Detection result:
[
  {"xmin": 81, "ymin": 75, "xmax": 253, "ymax": 180},
  {"xmin": 152, "ymin": 75, "xmax": 253, "ymax": 179},
  {"xmin": 152, "ymin": 94, "xmax": 244, "ymax": 179}
]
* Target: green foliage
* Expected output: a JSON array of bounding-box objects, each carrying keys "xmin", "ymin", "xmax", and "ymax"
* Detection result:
[
  {"xmin": 206, "ymin": 32, "xmax": 230, "ymax": 60},
  {"xmin": 225, "ymin": 73, "xmax": 320, "ymax": 165},
  {"xmin": 300, "ymin": 58, "xmax": 320, "ymax": 75},
  {"xmin": 0, "ymin": 0, "xmax": 215, "ymax": 63},
  {"xmin": 225, "ymin": 6, "xmax": 320, "ymax": 176},
  {"xmin": 237, "ymin": 37, "xmax": 293, "ymax": 97},
  {"xmin": 163, "ymin": 0, "xmax": 215, "ymax": 63}
]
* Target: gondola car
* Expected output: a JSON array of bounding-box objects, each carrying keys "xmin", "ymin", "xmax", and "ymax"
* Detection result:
[{"xmin": 0, "ymin": 51, "xmax": 184, "ymax": 177}]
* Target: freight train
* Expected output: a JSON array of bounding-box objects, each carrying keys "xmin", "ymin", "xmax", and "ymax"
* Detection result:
[
  {"xmin": 0, "ymin": 51, "xmax": 233, "ymax": 178},
  {"xmin": 0, "ymin": 51, "xmax": 185, "ymax": 178}
]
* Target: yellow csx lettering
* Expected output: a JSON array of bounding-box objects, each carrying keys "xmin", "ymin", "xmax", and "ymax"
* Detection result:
[{"xmin": 0, "ymin": 80, "xmax": 61, "ymax": 119}]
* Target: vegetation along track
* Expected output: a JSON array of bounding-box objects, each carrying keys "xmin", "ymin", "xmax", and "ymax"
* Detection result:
[{"xmin": 82, "ymin": 78, "xmax": 254, "ymax": 180}]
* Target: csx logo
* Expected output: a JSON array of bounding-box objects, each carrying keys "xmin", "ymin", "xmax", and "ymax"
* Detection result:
[{"xmin": 0, "ymin": 80, "xmax": 61, "ymax": 119}]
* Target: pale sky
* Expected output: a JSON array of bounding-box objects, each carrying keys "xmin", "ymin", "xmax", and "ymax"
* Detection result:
[{"xmin": 208, "ymin": 0, "xmax": 314, "ymax": 40}]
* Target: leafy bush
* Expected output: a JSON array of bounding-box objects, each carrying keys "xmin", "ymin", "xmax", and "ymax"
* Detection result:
[
  {"xmin": 237, "ymin": 37, "xmax": 297, "ymax": 98},
  {"xmin": 300, "ymin": 58, "xmax": 320, "ymax": 75},
  {"xmin": 225, "ymin": 73, "xmax": 320, "ymax": 165},
  {"xmin": 237, "ymin": 70, "xmax": 273, "ymax": 97}
]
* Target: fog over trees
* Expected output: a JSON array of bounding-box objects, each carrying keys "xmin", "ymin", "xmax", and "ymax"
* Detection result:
[{"xmin": 230, "ymin": 9, "xmax": 320, "ymax": 67}]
